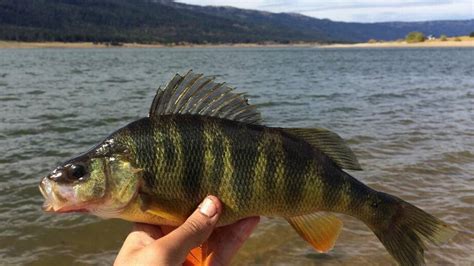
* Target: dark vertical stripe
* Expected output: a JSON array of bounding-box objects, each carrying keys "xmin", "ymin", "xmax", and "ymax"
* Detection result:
[
  {"xmin": 176, "ymin": 116, "xmax": 204, "ymax": 201},
  {"xmin": 345, "ymin": 172, "xmax": 371, "ymax": 214},
  {"xmin": 319, "ymin": 153, "xmax": 345, "ymax": 210},
  {"xmin": 263, "ymin": 132, "xmax": 278, "ymax": 194},
  {"xmin": 127, "ymin": 118, "xmax": 158, "ymax": 189},
  {"xmin": 221, "ymin": 120, "xmax": 261, "ymax": 210},
  {"xmin": 281, "ymin": 132, "xmax": 311, "ymax": 206},
  {"xmin": 209, "ymin": 124, "xmax": 224, "ymax": 194},
  {"xmin": 161, "ymin": 124, "xmax": 177, "ymax": 187}
]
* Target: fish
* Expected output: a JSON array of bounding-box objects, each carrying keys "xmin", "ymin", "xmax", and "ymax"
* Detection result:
[{"xmin": 39, "ymin": 70, "xmax": 457, "ymax": 265}]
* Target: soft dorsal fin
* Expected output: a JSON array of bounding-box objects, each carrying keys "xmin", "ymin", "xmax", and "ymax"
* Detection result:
[
  {"xmin": 149, "ymin": 70, "xmax": 262, "ymax": 124},
  {"xmin": 283, "ymin": 128, "xmax": 362, "ymax": 170}
]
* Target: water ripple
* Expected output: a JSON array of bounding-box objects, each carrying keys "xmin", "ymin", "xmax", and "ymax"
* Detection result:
[{"xmin": 0, "ymin": 47, "xmax": 473, "ymax": 265}]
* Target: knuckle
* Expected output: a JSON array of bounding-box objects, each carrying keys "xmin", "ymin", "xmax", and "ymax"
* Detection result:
[{"xmin": 182, "ymin": 218, "xmax": 205, "ymax": 235}]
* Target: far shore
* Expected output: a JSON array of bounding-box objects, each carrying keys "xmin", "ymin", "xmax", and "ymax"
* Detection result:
[
  {"xmin": 0, "ymin": 37, "xmax": 473, "ymax": 49},
  {"xmin": 0, "ymin": 41, "xmax": 320, "ymax": 49}
]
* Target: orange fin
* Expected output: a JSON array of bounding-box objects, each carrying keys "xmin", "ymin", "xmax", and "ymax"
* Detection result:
[
  {"xmin": 183, "ymin": 242, "xmax": 213, "ymax": 266},
  {"xmin": 287, "ymin": 212, "xmax": 343, "ymax": 253}
]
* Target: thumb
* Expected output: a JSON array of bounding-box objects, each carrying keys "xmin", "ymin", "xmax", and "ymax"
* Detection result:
[{"xmin": 156, "ymin": 195, "xmax": 222, "ymax": 259}]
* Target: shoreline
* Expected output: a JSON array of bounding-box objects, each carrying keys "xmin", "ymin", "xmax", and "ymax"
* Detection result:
[
  {"xmin": 0, "ymin": 39, "xmax": 472, "ymax": 49},
  {"xmin": 0, "ymin": 41, "xmax": 321, "ymax": 49}
]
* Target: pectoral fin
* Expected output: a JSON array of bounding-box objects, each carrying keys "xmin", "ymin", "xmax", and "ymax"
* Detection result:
[
  {"xmin": 138, "ymin": 194, "xmax": 186, "ymax": 223},
  {"xmin": 287, "ymin": 212, "xmax": 343, "ymax": 253},
  {"xmin": 144, "ymin": 207, "xmax": 183, "ymax": 224}
]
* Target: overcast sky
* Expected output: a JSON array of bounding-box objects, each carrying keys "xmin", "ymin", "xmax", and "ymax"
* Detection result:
[{"xmin": 176, "ymin": 0, "xmax": 473, "ymax": 22}]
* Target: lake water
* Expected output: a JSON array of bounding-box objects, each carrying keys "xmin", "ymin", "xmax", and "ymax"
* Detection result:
[{"xmin": 0, "ymin": 47, "xmax": 473, "ymax": 265}]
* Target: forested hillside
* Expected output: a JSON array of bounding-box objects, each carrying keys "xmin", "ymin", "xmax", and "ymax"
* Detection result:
[{"xmin": 0, "ymin": 0, "xmax": 472, "ymax": 43}]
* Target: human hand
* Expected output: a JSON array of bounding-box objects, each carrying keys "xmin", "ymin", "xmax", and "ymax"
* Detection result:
[{"xmin": 114, "ymin": 195, "xmax": 260, "ymax": 266}]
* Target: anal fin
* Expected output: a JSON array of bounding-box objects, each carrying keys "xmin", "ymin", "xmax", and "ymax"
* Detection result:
[{"xmin": 287, "ymin": 212, "xmax": 343, "ymax": 253}]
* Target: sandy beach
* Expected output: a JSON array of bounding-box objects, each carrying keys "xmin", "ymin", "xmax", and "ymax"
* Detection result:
[
  {"xmin": 0, "ymin": 36, "xmax": 472, "ymax": 49},
  {"xmin": 323, "ymin": 37, "xmax": 474, "ymax": 48}
]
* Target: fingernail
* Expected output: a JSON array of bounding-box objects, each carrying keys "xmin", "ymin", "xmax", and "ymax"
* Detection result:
[{"xmin": 199, "ymin": 197, "xmax": 217, "ymax": 217}]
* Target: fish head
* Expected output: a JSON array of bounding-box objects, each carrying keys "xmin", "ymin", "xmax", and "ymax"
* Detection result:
[
  {"xmin": 39, "ymin": 138, "xmax": 142, "ymax": 216},
  {"xmin": 39, "ymin": 155, "xmax": 108, "ymax": 213}
]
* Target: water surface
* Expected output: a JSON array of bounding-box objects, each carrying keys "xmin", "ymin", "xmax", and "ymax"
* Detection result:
[{"xmin": 0, "ymin": 47, "xmax": 473, "ymax": 265}]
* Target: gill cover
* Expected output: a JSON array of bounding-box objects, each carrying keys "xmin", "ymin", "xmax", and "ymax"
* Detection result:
[{"xmin": 86, "ymin": 141, "xmax": 144, "ymax": 217}]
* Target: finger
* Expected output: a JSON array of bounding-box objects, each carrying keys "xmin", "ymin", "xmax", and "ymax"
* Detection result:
[
  {"xmin": 160, "ymin": 225, "xmax": 177, "ymax": 236},
  {"xmin": 123, "ymin": 223, "xmax": 165, "ymax": 249},
  {"xmin": 133, "ymin": 223, "xmax": 165, "ymax": 239},
  {"xmin": 208, "ymin": 216, "xmax": 260, "ymax": 265},
  {"xmin": 154, "ymin": 195, "xmax": 222, "ymax": 258}
]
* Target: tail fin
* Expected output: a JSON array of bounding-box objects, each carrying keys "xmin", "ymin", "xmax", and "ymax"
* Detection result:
[{"xmin": 371, "ymin": 196, "xmax": 457, "ymax": 266}]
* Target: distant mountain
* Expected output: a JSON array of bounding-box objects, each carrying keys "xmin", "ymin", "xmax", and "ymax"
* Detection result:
[
  {"xmin": 172, "ymin": 3, "xmax": 473, "ymax": 42},
  {"xmin": 0, "ymin": 0, "xmax": 472, "ymax": 43}
]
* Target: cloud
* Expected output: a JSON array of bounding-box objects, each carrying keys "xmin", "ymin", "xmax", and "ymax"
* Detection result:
[{"xmin": 175, "ymin": 0, "xmax": 474, "ymax": 22}]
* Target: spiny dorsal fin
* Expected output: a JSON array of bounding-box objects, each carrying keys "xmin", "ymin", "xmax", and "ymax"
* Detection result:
[
  {"xmin": 149, "ymin": 70, "xmax": 262, "ymax": 124},
  {"xmin": 287, "ymin": 212, "xmax": 343, "ymax": 253},
  {"xmin": 283, "ymin": 128, "xmax": 362, "ymax": 170}
]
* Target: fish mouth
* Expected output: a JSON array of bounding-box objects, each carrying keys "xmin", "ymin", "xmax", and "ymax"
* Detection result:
[
  {"xmin": 39, "ymin": 177, "xmax": 88, "ymax": 213},
  {"xmin": 39, "ymin": 177, "xmax": 55, "ymax": 212}
]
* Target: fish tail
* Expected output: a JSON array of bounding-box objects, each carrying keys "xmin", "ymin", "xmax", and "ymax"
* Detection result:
[{"xmin": 369, "ymin": 193, "xmax": 457, "ymax": 266}]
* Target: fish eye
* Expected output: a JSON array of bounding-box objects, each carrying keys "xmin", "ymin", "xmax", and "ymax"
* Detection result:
[
  {"xmin": 371, "ymin": 198, "xmax": 382, "ymax": 208},
  {"xmin": 69, "ymin": 164, "xmax": 87, "ymax": 180}
]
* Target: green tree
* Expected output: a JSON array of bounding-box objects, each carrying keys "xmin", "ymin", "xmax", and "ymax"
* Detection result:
[
  {"xmin": 439, "ymin": 34, "xmax": 447, "ymax": 41},
  {"xmin": 405, "ymin": 32, "xmax": 425, "ymax": 43}
]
